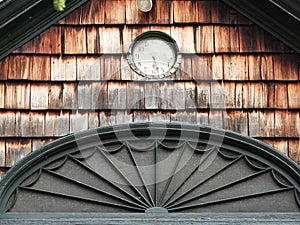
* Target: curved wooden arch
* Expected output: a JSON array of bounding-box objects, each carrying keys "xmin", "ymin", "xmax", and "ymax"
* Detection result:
[{"xmin": 0, "ymin": 123, "xmax": 300, "ymax": 214}]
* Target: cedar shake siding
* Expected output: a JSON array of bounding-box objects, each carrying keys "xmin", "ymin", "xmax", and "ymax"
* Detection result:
[{"xmin": 0, "ymin": 0, "xmax": 299, "ymax": 178}]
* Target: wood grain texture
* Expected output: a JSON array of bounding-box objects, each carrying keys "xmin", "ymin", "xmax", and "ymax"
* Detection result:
[
  {"xmin": 144, "ymin": 82, "xmax": 160, "ymax": 109},
  {"xmin": 91, "ymin": 82, "xmax": 107, "ymax": 109},
  {"xmin": 101, "ymin": 55, "xmax": 121, "ymax": 80},
  {"xmin": 77, "ymin": 56, "xmax": 101, "ymax": 80},
  {"xmin": 99, "ymin": 27, "xmax": 122, "ymax": 53},
  {"xmin": 289, "ymin": 140, "xmax": 300, "ymax": 164},
  {"xmin": 107, "ymin": 82, "xmax": 127, "ymax": 109},
  {"xmin": 0, "ymin": 83, "xmax": 4, "ymax": 108},
  {"xmin": 45, "ymin": 111, "xmax": 70, "ymax": 136},
  {"xmin": 192, "ymin": 55, "xmax": 212, "ymax": 80},
  {"xmin": 248, "ymin": 55, "xmax": 261, "ymax": 80},
  {"xmin": 51, "ymin": 56, "xmax": 77, "ymax": 81},
  {"xmin": 170, "ymin": 111, "xmax": 197, "ymax": 124},
  {"xmin": 173, "ymin": 0, "xmax": 197, "ymax": 23},
  {"xmin": 260, "ymin": 55, "xmax": 274, "ymax": 80},
  {"xmin": 48, "ymin": 84, "xmax": 63, "ymax": 109},
  {"xmin": 105, "ymin": 0, "xmax": 125, "ymax": 24},
  {"xmin": 171, "ymin": 26, "xmax": 195, "ymax": 53},
  {"xmin": 31, "ymin": 84, "xmax": 49, "ymax": 109},
  {"xmin": 31, "ymin": 112, "xmax": 45, "ymax": 137},
  {"xmin": 239, "ymin": 26, "xmax": 264, "ymax": 52},
  {"xmin": 86, "ymin": 27, "xmax": 101, "ymax": 54},
  {"xmin": 5, "ymin": 83, "xmax": 30, "ymax": 109},
  {"xmin": 5, "ymin": 139, "xmax": 31, "ymax": 167},
  {"xmin": 288, "ymin": 83, "xmax": 300, "ymax": 108},
  {"xmin": 0, "ymin": 57, "xmax": 8, "ymax": 80},
  {"xmin": 223, "ymin": 55, "xmax": 248, "ymax": 80},
  {"xmin": 273, "ymin": 55, "xmax": 299, "ymax": 81},
  {"xmin": 63, "ymin": 27, "xmax": 87, "ymax": 54},
  {"xmin": 197, "ymin": 82, "xmax": 211, "ymax": 108},
  {"xmin": 214, "ymin": 26, "xmax": 239, "ymax": 53},
  {"xmin": 127, "ymin": 82, "xmax": 145, "ymax": 110},
  {"xmin": 70, "ymin": 111, "xmax": 88, "ymax": 133},
  {"xmin": 32, "ymin": 56, "xmax": 51, "ymax": 80},
  {"xmin": 78, "ymin": 82, "xmax": 92, "ymax": 109},
  {"xmin": 224, "ymin": 110, "xmax": 248, "ymax": 136},
  {"xmin": 0, "ymin": 140, "xmax": 5, "ymax": 167},
  {"xmin": 196, "ymin": 26, "xmax": 214, "ymax": 53},
  {"xmin": 160, "ymin": 82, "xmax": 185, "ymax": 110},
  {"xmin": 8, "ymin": 56, "xmax": 32, "ymax": 80},
  {"xmin": 274, "ymin": 83, "xmax": 288, "ymax": 109},
  {"xmin": 62, "ymin": 83, "xmax": 78, "ymax": 109}
]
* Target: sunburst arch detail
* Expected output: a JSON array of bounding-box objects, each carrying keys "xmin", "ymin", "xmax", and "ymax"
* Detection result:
[{"xmin": 0, "ymin": 123, "xmax": 300, "ymax": 213}]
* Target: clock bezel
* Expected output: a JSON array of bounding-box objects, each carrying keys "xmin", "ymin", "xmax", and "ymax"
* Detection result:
[{"xmin": 127, "ymin": 31, "xmax": 181, "ymax": 79}]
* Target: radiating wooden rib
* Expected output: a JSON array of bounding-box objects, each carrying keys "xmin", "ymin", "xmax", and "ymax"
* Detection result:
[
  {"xmin": 160, "ymin": 147, "xmax": 218, "ymax": 207},
  {"xmin": 46, "ymin": 156, "xmax": 68, "ymax": 170},
  {"xmin": 126, "ymin": 143, "xmax": 155, "ymax": 207},
  {"xmin": 127, "ymin": 140, "xmax": 156, "ymax": 152},
  {"xmin": 19, "ymin": 169, "xmax": 42, "ymax": 187},
  {"xmin": 69, "ymin": 156, "xmax": 149, "ymax": 208},
  {"xmin": 96, "ymin": 146, "xmax": 152, "ymax": 208},
  {"xmin": 42, "ymin": 168, "xmax": 147, "ymax": 210},
  {"xmin": 6, "ymin": 188, "xmax": 19, "ymax": 212},
  {"xmin": 159, "ymin": 141, "xmax": 186, "ymax": 150},
  {"xmin": 158, "ymin": 142, "xmax": 186, "ymax": 206},
  {"xmin": 168, "ymin": 187, "xmax": 295, "ymax": 212},
  {"xmin": 167, "ymin": 168, "xmax": 272, "ymax": 208},
  {"xmin": 19, "ymin": 186, "xmax": 145, "ymax": 212},
  {"xmin": 155, "ymin": 141, "xmax": 158, "ymax": 206},
  {"xmin": 163, "ymin": 153, "xmax": 243, "ymax": 208},
  {"xmin": 245, "ymin": 155, "xmax": 269, "ymax": 170}
]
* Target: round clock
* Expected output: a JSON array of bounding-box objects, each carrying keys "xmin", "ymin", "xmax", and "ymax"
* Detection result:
[{"xmin": 127, "ymin": 31, "xmax": 181, "ymax": 78}]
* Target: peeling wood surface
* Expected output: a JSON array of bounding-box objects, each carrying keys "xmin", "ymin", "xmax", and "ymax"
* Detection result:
[{"xmin": 0, "ymin": 0, "xmax": 300, "ymax": 173}]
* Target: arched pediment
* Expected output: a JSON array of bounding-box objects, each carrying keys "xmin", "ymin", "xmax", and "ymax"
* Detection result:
[{"xmin": 0, "ymin": 123, "xmax": 300, "ymax": 214}]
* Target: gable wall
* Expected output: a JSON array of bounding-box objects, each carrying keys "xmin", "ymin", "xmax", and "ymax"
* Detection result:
[{"xmin": 0, "ymin": 0, "xmax": 299, "ymax": 178}]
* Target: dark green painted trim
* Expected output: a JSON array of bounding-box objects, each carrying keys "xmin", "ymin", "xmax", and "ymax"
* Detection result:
[
  {"xmin": 1, "ymin": 122, "xmax": 300, "ymax": 214},
  {"xmin": 1, "ymin": 213, "xmax": 300, "ymax": 224},
  {"xmin": 0, "ymin": 0, "xmax": 89, "ymax": 61},
  {"xmin": 222, "ymin": 0, "xmax": 300, "ymax": 53}
]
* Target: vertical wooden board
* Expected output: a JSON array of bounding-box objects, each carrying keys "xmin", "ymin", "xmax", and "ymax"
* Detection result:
[
  {"xmin": 3, "ymin": 112, "xmax": 16, "ymax": 136},
  {"xmin": 223, "ymin": 55, "xmax": 248, "ymax": 80},
  {"xmin": 170, "ymin": 111, "xmax": 196, "ymax": 124},
  {"xmin": 8, "ymin": 56, "xmax": 32, "ymax": 80},
  {"xmin": 32, "ymin": 56, "xmax": 51, "ymax": 80},
  {"xmin": 88, "ymin": 112, "xmax": 99, "ymax": 129},
  {"xmin": 78, "ymin": 82, "xmax": 92, "ymax": 110},
  {"xmin": 91, "ymin": 82, "xmax": 107, "ymax": 109},
  {"xmin": 31, "ymin": 83, "xmax": 49, "ymax": 110},
  {"xmin": 63, "ymin": 27, "xmax": 87, "ymax": 54},
  {"xmin": 260, "ymin": 55, "xmax": 274, "ymax": 80},
  {"xmin": 259, "ymin": 111, "xmax": 275, "ymax": 137},
  {"xmin": 77, "ymin": 56, "xmax": 101, "ymax": 80},
  {"xmin": 70, "ymin": 111, "xmax": 88, "ymax": 133},
  {"xmin": 0, "ymin": 140, "xmax": 5, "ymax": 167},
  {"xmin": 99, "ymin": 27, "xmax": 122, "ymax": 53},
  {"xmin": 214, "ymin": 26, "xmax": 239, "ymax": 53},
  {"xmin": 15, "ymin": 112, "xmax": 30, "ymax": 137},
  {"xmin": 101, "ymin": 55, "xmax": 121, "ymax": 80},
  {"xmin": 0, "ymin": 83, "xmax": 4, "ymax": 108},
  {"xmin": 173, "ymin": 0, "xmax": 197, "ymax": 23},
  {"xmin": 273, "ymin": 54, "xmax": 299, "ymax": 80},
  {"xmin": 56, "ymin": 111, "xmax": 70, "ymax": 136},
  {"xmin": 171, "ymin": 26, "xmax": 195, "ymax": 53},
  {"xmin": 160, "ymin": 82, "xmax": 185, "ymax": 110},
  {"xmin": 196, "ymin": 82, "xmax": 211, "ymax": 108},
  {"xmin": 127, "ymin": 82, "xmax": 145, "ymax": 110},
  {"xmin": 105, "ymin": 0, "xmax": 125, "ymax": 24},
  {"xmin": 274, "ymin": 83, "xmax": 288, "ymax": 108},
  {"xmin": 239, "ymin": 26, "xmax": 264, "ymax": 52},
  {"xmin": 288, "ymin": 140, "xmax": 300, "ymax": 165},
  {"xmin": 212, "ymin": 55, "xmax": 223, "ymax": 80},
  {"xmin": 45, "ymin": 112, "xmax": 70, "ymax": 137},
  {"xmin": 144, "ymin": 82, "xmax": 160, "ymax": 109},
  {"xmin": 223, "ymin": 82, "xmax": 236, "ymax": 108},
  {"xmin": 209, "ymin": 110, "xmax": 224, "ymax": 129},
  {"xmin": 262, "ymin": 83, "xmax": 275, "ymax": 108},
  {"xmin": 196, "ymin": 26, "xmax": 214, "ymax": 54},
  {"xmin": 126, "ymin": 0, "xmax": 171, "ymax": 24},
  {"xmin": 196, "ymin": 112, "xmax": 209, "ymax": 126},
  {"xmin": 6, "ymin": 139, "xmax": 31, "ymax": 167},
  {"xmin": 197, "ymin": 1, "xmax": 212, "ymax": 23},
  {"xmin": 224, "ymin": 110, "xmax": 248, "ymax": 136},
  {"xmin": 48, "ymin": 84, "xmax": 63, "ymax": 109},
  {"xmin": 211, "ymin": 82, "xmax": 227, "ymax": 109},
  {"xmin": 185, "ymin": 82, "xmax": 197, "ymax": 109},
  {"xmin": 62, "ymin": 83, "xmax": 78, "ymax": 109},
  {"xmin": 180, "ymin": 56, "xmax": 193, "ymax": 80},
  {"xmin": 5, "ymin": 83, "xmax": 30, "ymax": 109},
  {"xmin": 31, "ymin": 112, "xmax": 45, "ymax": 137},
  {"xmin": 192, "ymin": 55, "xmax": 212, "ymax": 80},
  {"xmin": 288, "ymin": 83, "xmax": 300, "ymax": 108},
  {"xmin": 62, "ymin": 0, "xmax": 105, "ymax": 24},
  {"xmin": 248, "ymin": 111, "xmax": 260, "ymax": 137},
  {"xmin": 34, "ymin": 26, "xmax": 62, "ymax": 54},
  {"xmin": 273, "ymin": 140, "xmax": 288, "ymax": 155},
  {"xmin": 274, "ymin": 110, "xmax": 287, "ymax": 137},
  {"xmin": 107, "ymin": 82, "xmax": 127, "ymax": 109},
  {"xmin": 248, "ymin": 55, "xmax": 261, "ymax": 80},
  {"xmin": 87, "ymin": 27, "xmax": 101, "ymax": 54},
  {"xmin": 51, "ymin": 56, "xmax": 77, "ymax": 81},
  {"xmin": 245, "ymin": 83, "xmax": 263, "ymax": 108},
  {"xmin": 235, "ymin": 83, "xmax": 244, "ymax": 108},
  {"xmin": 0, "ymin": 57, "xmax": 8, "ymax": 80}
]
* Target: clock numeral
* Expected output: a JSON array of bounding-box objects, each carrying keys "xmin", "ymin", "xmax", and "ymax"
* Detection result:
[
  {"xmin": 134, "ymin": 53, "xmax": 140, "ymax": 59},
  {"xmin": 144, "ymin": 41, "xmax": 149, "ymax": 47},
  {"xmin": 138, "ymin": 62, "xmax": 141, "ymax": 67},
  {"xmin": 138, "ymin": 47, "xmax": 144, "ymax": 52}
]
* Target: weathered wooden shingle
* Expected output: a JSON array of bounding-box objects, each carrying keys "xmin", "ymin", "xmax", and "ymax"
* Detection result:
[
  {"xmin": 192, "ymin": 55, "xmax": 212, "ymax": 80},
  {"xmin": 107, "ymin": 82, "xmax": 127, "ymax": 109},
  {"xmin": 214, "ymin": 26, "xmax": 239, "ymax": 53},
  {"xmin": 31, "ymin": 84, "xmax": 49, "ymax": 109},
  {"xmin": 173, "ymin": 0, "xmax": 197, "ymax": 23},
  {"xmin": 62, "ymin": 83, "xmax": 78, "ymax": 109},
  {"xmin": 99, "ymin": 27, "xmax": 122, "ymax": 53},
  {"xmin": 0, "ymin": 57, "xmax": 8, "ymax": 80},
  {"xmin": 288, "ymin": 83, "xmax": 300, "ymax": 108},
  {"xmin": 45, "ymin": 111, "xmax": 70, "ymax": 136},
  {"xmin": 0, "ymin": 140, "xmax": 5, "ymax": 167},
  {"xmin": 196, "ymin": 26, "xmax": 214, "ymax": 53},
  {"xmin": 5, "ymin": 83, "xmax": 30, "ymax": 109},
  {"xmin": 5, "ymin": 139, "xmax": 31, "ymax": 167},
  {"xmin": 105, "ymin": 0, "xmax": 125, "ymax": 24},
  {"xmin": 0, "ymin": 83, "xmax": 4, "ymax": 108},
  {"xmin": 91, "ymin": 82, "xmax": 107, "ymax": 109},
  {"xmin": 86, "ymin": 27, "xmax": 101, "ymax": 54},
  {"xmin": 70, "ymin": 111, "xmax": 88, "ymax": 133},
  {"xmin": 273, "ymin": 55, "xmax": 299, "ymax": 80},
  {"xmin": 77, "ymin": 56, "xmax": 101, "ymax": 80},
  {"xmin": 127, "ymin": 82, "xmax": 145, "ymax": 110},
  {"xmin": 78, "ymin": 82, "xmax": 92, "ymax": 109},
  {"xmin": 48, "ymin": 84, "xmax": 63, "ymax": 109},
  {"xmin": 274, "ymin": 83, "xmax": 288, "ymax": 109},
  {"xmin": 8, "ymin": 56, "xmax": 32, "ymax": 80},
  {"xmin": 239, "ymin": 26, "xmax": 264, "ymax": 52},
  {"xmin": 223, "ymin": 55, "xmax": 248, "ymax": 80},
  {"xmin": 196, "ymin": 82, "xmax": 211, "ymax": 108},
  {"xmin": 171, "ymin": 26, "xmax": 195, "ymax": 53},
  {"xmin": 51, "ymin": 56, "xmax": 77, "ymax": 81},
  {"xmin": 31, "ymin": 112, "xmax": 45, "ymax": 137},
  {"xmin": 224, "ymin": 110, "xmax": 248, "ymax": 136},
  {"xmin": 63, "ymin": 27, "xmax": 87, "ymax": 54},
  {"xmin": 32, "ymin": 56, "xmax": 51, "ymax": 80}
]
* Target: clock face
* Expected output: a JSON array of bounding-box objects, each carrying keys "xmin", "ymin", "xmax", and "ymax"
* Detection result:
[{"xmin": 128, "ymin": 31, "xmax": 181, "ymax": 78}]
